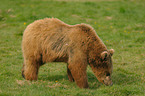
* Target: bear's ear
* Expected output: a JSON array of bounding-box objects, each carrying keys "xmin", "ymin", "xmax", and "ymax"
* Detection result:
[
  {"xmin": 109, "ymin": 49, "xmax": 114, "ymax": 56},
  {"xmin": 101, "ymin": 51, "xmax": 108, "ymax": 60}
]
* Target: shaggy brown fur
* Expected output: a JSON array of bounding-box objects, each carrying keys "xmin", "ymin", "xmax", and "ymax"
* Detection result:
[{"xmin": 22, "ymin": 18, "xmax": 114, "ymax": 88}]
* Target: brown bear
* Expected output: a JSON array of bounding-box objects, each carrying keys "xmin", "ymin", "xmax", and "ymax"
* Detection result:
[{"xmin": 22, "ymin": 18, "xmax": 114, "ymax": 88}]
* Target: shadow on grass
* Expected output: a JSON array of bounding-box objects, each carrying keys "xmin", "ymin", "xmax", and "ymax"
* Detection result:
[
  {"xmin": 87, "ymin": 72, "xmax": 102, "ymax": 89},
  {"xmin": 39, "ymin": 74, "xmax": 68, "ymax": 81},
  {"xmin": 39, "ymin": 72, "xmax": 102, "ymax": 89},
  {"xmin": 38, "ymin": 69, "xmax": 140, "ymax": 89}
]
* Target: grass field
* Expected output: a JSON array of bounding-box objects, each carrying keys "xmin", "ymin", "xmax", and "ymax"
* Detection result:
[{"xmin": 0, "ymin": 0, "xmax": 145, "ymax": 95}]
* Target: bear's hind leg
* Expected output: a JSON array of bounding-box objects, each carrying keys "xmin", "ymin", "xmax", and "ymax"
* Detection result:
[
  {"xmin": 23, "ymin": 58, "xmax": 40, "ymax": 81},
  {"xmin": 67, "ymin": 64, "xmax": 74, "ymax": 82}
]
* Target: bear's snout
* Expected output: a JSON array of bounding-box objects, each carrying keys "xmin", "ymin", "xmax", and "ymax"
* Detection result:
[{"xmin": 103, "ymin": 76, "xmax": 113, "ymax": 86}]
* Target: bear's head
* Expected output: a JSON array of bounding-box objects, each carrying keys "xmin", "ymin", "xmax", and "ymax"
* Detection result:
[{"xmin": 89, "ymin": 49, "xmax": 114, "ymax": 86}]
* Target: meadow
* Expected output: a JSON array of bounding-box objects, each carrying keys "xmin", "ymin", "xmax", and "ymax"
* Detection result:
[{"xmin": 0, "ymin": 0, "xmax": 145, "ymax": 95}]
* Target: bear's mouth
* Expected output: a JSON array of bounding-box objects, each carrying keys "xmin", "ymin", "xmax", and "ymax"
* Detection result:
[{"xmin": 103, "ymin": 80, "xmax": 113, "ymax": 86}]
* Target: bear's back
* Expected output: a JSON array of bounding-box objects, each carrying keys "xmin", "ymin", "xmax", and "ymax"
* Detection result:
[{"xmin": 24, "ymin": 18, "xmax": 70, "ymax": 35}]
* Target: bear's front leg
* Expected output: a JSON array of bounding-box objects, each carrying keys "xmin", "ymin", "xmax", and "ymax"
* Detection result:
[{"xmin": 68, "ymin": 63, "xmax": 89, "ymax": 88}]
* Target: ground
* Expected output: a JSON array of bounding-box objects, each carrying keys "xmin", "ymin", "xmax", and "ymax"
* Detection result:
[{"xmin": 0, "ymin": 0, "xmax": 145, "ymax": 96}]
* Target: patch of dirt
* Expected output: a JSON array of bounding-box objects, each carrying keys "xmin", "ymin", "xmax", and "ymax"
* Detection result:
[{"xmin": 16, "ymin": 80, "xmax": 25, "ymax": 86}]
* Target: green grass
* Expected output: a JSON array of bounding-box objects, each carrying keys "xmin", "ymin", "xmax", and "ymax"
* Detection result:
[{"xmin": 0, "ymin": 0, "xmax": 145, "ymax": 95}]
